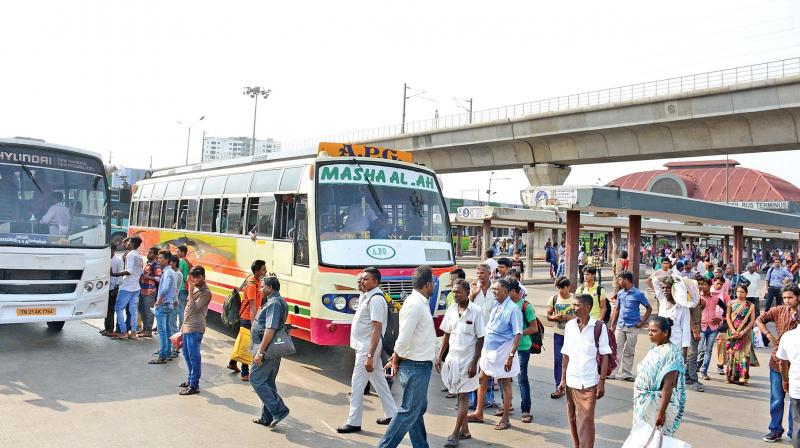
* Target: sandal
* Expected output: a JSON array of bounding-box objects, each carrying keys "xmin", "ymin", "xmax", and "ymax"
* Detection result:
[
  {"xmin": 458, "ymin": 432, "xmax": 472, "ymax": 440},
  {"xmin": 178, "ymin": 382, "xmax": 190, "ymax": 388},
  {"xmin": 445, "ymin": 392, "xmax": 457, "ymax": 399},
  {"xmin": 550, "ymin": 390, "xmax": 564, "ymax": 399},
  {"xmin": 241, "ymin": 375, "xmax": 249, "ymax": 382},
  {"xmin": 178, "ymin": 387, "xmax": 199, "ymax": 395},
  {"xmin": 466, "ymin": 414, "xmax": 484, "ymax": 424},
  {"xmin": 227, "ymin": 364, "xmax": 241, "ymax": 374},
  {"xmin": 521, "ymin": 413, "xmax": 533, "ymax": 424},
  {"xmin": 444, "ymin": 435, "xmax": 459, "ymax": 447},
  {"xmin": 494, "ymin": 421, "xmax": 511, "ymax": 430},
  {"xmin": 494, "ymin": 407, "xmax": 513, "ymax": 416},
  {"xmin": 253, "ymin": 417, "xmax": 270, "ymax": 427},
  {"xmin": 148, "ymin": 358, "xmax": 167, "ymax": 364}
]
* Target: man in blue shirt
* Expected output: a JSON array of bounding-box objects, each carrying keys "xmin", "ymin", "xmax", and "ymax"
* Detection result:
[
  {"xmin": 609, "ymin": 271, "xmax": 652, "ymax": 381},
  {"xmin": 149, "ymin": 251, "xmax": 176, "ymax": 364},
  {"xmin": 766, "ymin": 257, "xmax": 794, "ymax": 313}
]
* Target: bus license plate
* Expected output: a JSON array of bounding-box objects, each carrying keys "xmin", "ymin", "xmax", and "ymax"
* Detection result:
[{"xmin": 16, "ymin": 307, "xmax": 56, "ymax": 316}]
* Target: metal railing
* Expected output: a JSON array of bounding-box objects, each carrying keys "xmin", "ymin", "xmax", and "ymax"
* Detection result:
[{"xmin": 284, "ymin": 57, "xmax": 800, "ymax": 151}]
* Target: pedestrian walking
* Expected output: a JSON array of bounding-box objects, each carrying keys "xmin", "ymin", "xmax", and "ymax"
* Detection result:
[
  {"xmin": 777, "ymin": 325, "xmax": 800, "ymax": 448},
  {"xmin": 101, "ymin": 246, "xmax": 123, "ymax": 337},
  {"xmin": 766, "ymin": 258, "xmax": 793, "ymax": 313},
  {"xmin": 111, "ymin": 237, "xmax": 143, "ymax": 340},
  {"xmin": 725, "ymin": 284, "xmax": 756, "ymax": 385},
  {"xmin": 558, "ymin": 293, "xmax": 612, "ymax": 448},
  {"xmin": 757, "ymin": 284, "xmax": 800, "ymax": 443},
  {"xmin": 547, "ymin": 276, "xmax": 574, "ymax": 399},
  {"xmin": 138, "ymin": 246, "xmax": 161, "ymax": 339},
  {"xmin": 179, "ymin": 266, "xmax": 212, "ymax": 395},
  {"xmin": 576, "ymin": 266, "xmax": 607, "ymax": 322},
  {"xmin": 435, "ymin": 279, "xmax": 485, "ymax": 447},
  {"xmin": 609, "ymin": 271, "xmax": 652, "ymax": 381},
  {"xmin": 468, "ymin": 263, "xmax": 498, "ymax": 410},
  {"xmin": 228, "ymin": 260, "xmax": 267, "ymax": 381},
  {"xmin": 337, "ymin": 267, "xmax": 397, "ymax": 434},
  {"xmin": 509, "ymin": 279, "xmax": 538, "ymax": 424},
  {"xmin": 511, "ymin": 251, "xmax": 525, "ymax": 281},
  {"xmin": 149, "ymin": 251, "xmax": 176, "ymax": 364},
  {"xmin": 378, "ymin": 266, "xmax": 437, "ymax": 448},
  {"xmin": 250, "ymin": 276, "xmax": 291, "ymax": 429}
]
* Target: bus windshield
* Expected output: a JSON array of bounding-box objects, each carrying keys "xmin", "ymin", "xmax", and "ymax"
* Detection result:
[
  {"xmin": 0, "ymin": 163, "xmax": 109, "ymax": 247},
  {"xmin": 316, "ymin": 161, "xmax": 452, "ymax": 267}
]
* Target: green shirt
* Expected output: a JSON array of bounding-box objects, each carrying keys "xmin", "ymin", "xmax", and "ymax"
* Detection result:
[
  {"xmin": 445, "ymin": 290, "xmax": 456, "ymax": 308},
  {"xmin": 179, "ymin": 259, "xmax": 190, "ymax": 292},
  {"xmin": 514, "ymin": 297, "xmax": 536, "ymax": 351}
]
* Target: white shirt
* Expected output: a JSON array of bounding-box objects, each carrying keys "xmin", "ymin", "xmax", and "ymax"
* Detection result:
[
  {"xmin": 350, "ymin": 286, "xmax": 388, "ymax": 353},
  {"xmin": 578, "ymin": 250, "xmax": 586, "ymax": 264},
  {"xmin": 394, "ymin": 290, "xmax": 436, "ymax": 362},
  {"xmin": 440, "ymin": 301, "xmax": 486, "ymax": 357},
  {"xmin": 342, "ymin": 201, "xmax": 377, "ymax": 232},
  {"xmin": 109, "ymin": 255, "xmax": 123, "ymax": 289},
  {"xmin": 777, "ymin": 328, "xmax": 800, "ymax": 399},
  {"xmin": 40, "ymin": 202, "xmax": 70, "ymax": 235},
  {"xmin": 741, "ymin": 271, "xmax": 762, "ymax": 298},
  {"xmin": 561, "ymin": 317, "xmax": 612, "ymax": 389},
  {"xmin": 483, "ymin": 259, "xmax": 498, "ymax": 277},
  {"xmin": 656, "ymin": 290, "xmax": 691, "ymax": 348},
  {"xmin": 120, "ymin": 251, "xmax": 144, "ymax": 292},
  {"xmin": 170, "ymin": 268, "xmax": 183, "ymax": 298},
  {"xmin": 471, "ymin": 283, "xmax": 496, "ymax": 328}
]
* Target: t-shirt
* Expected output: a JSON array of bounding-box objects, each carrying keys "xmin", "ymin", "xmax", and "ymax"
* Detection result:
[
  {"xmin": 239, "ymin": 277, "xmax": 261, "ymax": 321},
  {"xmin": 483, "ymin": 258, "xmax": 499, "ymax": 277},
  {"xmin": 120, "ymin": 251, "xmax": 143, "ymax": 292},
  {"xmin": 251, "ymin": 292, "xmax": 288, "ymax": 353},
  {"xmin": 547, "ymin": 293, "xmax": 574, "ymax": 335},
  {"xmin": 576, "ymin": 283, "xmax": 606, "ymax": 320},
  {"xmin": 777, "ymin": 328, "xmax": 800, "ymax": 399},
  {"xmin": 178, "ymin": 258, "xmax": 190, "ymax": 292},
  {"xmin": 182, "ymin": 283, "xmax": 212, "ymax": 334},
  {"xmin": 109, "ymin": 255, "xmax": 123, "ymax": 289},
  {"xmin": 514, "ymin": 297, "xmax": 536, "ymax": 351},
  {"xmin": 350, "ymin": 287, "xmax": 388, "ymax": 353},
  {"xmin": 616, "ymin": 287, "xmax": 650, "ymax": 327},
  {"xmin": 511, "ymin": 259, "xmax": 524, "ymax": 274}
]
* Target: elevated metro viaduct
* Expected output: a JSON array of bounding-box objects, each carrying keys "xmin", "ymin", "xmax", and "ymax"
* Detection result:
[{"xmin": 453, "ymin": 186, "xmax": 800, "ymax": 289}]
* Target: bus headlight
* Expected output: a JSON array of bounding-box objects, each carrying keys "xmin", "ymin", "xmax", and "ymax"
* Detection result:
[
  {"xmin": 84, "ymin": 282, "xmax": 94, "ymax": 292},
  {"xmin": 96, "ymin": 281, "xmax": 105, "ymax": 290},
  {"xmin": 333, "ymin": 296, "xmax": 347, "ymax": 310},
  {"xmin": 348, "ymin": 296, "xmax": 359, "ymax": 311}
]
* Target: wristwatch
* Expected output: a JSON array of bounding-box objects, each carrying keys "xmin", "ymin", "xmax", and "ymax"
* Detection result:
[
  {"xmin": 367, "ymin": 354, "xmax": 374, "ymax": 358},
  {"xmin": 508, "ymin": 352, "xmax": 516, "ymax": 358}
]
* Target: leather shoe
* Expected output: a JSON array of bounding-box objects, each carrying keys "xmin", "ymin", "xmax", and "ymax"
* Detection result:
[
  {"xmin": 336, "ymin": 424, "xmax": 362, "ymax": 433},
  {"xmin": 376, "ymin": 417, "xmax": 392, "ymax": 425}
]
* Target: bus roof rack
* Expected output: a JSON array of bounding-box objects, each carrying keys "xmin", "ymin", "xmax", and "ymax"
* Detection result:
[{"xmin": 150, "ymin": 147, "xmax": 318, "ymax": 178}]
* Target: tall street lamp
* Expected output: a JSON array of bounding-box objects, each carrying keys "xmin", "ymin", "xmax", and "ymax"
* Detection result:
[
  {"xmin": 486, "ymin": 171, "xmax": 511, "ymax": 205},
  {"xmin": 401, "ymin": 83, "xmax": 427, "ymax": 134},
  {"xmin": 243, "ymin": 86, "xmax": 271, "ymax": 155},
  {"xmin": 179, "ymin": 116, "xmax": 205, "ymax": 165}
]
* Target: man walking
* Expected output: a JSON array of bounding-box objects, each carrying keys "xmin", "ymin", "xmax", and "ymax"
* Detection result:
[
  {"xmin": 742, "ymin": 263, "xmax": 762, "ymax": 318},
  {"xmin": 576, "ymin": 266, "xmax": 607, "ymax": 322},
  {"xmin": 510, "ymin": 279, "xmax": 538, "ymax": 424},
  {"xmin": 101, "ymin": 246, "xmax": 123, "ymax": 337},
  {"xmin": 338, "ymin": 267, "xmax": 397, "ymax": 434},
  {"xmin": 609, "ymin": 271, "xmax": 652, "ymax": 381},
  {"xmin": 468, "ymin": 263, "xmax": 498, "ymax": 409},
  {"xmin": 766, "ymin": 258, "xmax": 793, "ymax": 313},
  {"xmin": 111, "ymin": 237, "xmax": 143, "ymax": 340},
  {"xmin": 149, "ymin": 251, "xmax": 176, "ymax": 364},
  {"xmin": 378, "ymin": 266, "xmax": 437, "ymax": 448},
  {"xmin": 179, "ymin": 266, "xmax": 212, "ymax": 395},
  {"xmin": 777, "ymin": 322, "xmax": 800, "ymax": 448},
  {"xmin": 138, "ymin": 246, "xmax": 161, "ymax": 339},
  {"xmin": 758, "ymin": 285, "xmax": 800, "ymax": 443},
  {"xmin": 558, "ymin": 293, "xmax": 612, "ymax": 448},
  {"xmin": 228, "ymin": 260, "xmax": 267, "ymax": 381}
]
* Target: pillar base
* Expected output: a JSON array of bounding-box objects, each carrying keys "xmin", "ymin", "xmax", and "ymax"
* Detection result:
[{"xmin": 523, "ymin": 164, "xmax": 572, "ymax": 186}]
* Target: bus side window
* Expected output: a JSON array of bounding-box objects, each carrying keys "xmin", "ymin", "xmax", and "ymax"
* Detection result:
[
  {"xmin": 163, "ymin": 200, "xmax": 178, "ymax": 229},
  {"xmin": 178, "ymin": 199, "xmax": 199, "ymax": 231},
  {"xmin": 130, "ymin": 202, "xmax": 139, "ymax": 227},
  {"xmin": 221, "ymin": 198, "xmax": 245, "ymax": 234},
  {"xmin": 199, "ymin": 198, "xmax": 221, "ymax": 232},
  {"xmin": 293, "ymin": 195, "xmax": 309, "ymax": 266},
  {"xmin": 137, "ymin": 201, "xmax": 151, "ymax": 227},
  {"xmin": 245, "ymin": 196, "xmax": 276, "ymax": 237},
  {"xmin": 150, "ymin": 200, "xmax": 163, "ymax": 228},
  {"xmin": 274, "ymin": 194, "xmax": 296, "ymax": 240}
]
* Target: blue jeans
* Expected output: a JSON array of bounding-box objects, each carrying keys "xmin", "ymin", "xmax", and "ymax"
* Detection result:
[
  {"xmin": 154, "ymin": 305, "xmax": 171, "ymax": 359},
  {"xmin": 115, "ymin": 289, "xmax": 140, "ymax": 333},
  {"xmin": 518, "ymin": 349, "xmax": 532, "ymax": 413},
  {"xmin": 554, "ymin": 333, "xmax": 564, "ymax": 386},
  {"xmin": 250, "ymin": 357, "xmax": 289, "ymax": 423},
  {"xmin": 167, "ymin": 301, "xmax": 179, "ymax": 342},
  {"xmin": 378, "ymin": 360, "xmax": 432, "ymax": 448},
  {"xmin": 182, "ymin": 332, "xmax": 203, "ymax": 389},
  {"xmin": 770, "ymin": 368, "xmax": 794, "ymax": 437},
  {"xmin": 177, "ymin": 290, "xmax": 188, "ymax": 327},
  {"xmin": 698, "ymin": 328, "xmax": 719, "ymax": 374}
]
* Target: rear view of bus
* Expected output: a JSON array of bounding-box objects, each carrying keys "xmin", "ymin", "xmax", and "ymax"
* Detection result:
[{"xmin": 0, "ymin": 138, "xmax": 111, "ymax": 331}]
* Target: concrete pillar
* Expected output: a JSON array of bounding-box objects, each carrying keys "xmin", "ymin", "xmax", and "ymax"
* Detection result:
[
  {"xmin": 676, "ymin": 232, "xmax": 683, "ymax": 251},
  {"xmin": 651, "ymin": 234, "xmax": 658, "ymax": 261},
  {"xmin": 612, "ymin": 227, "xmax": 622, "ymax": 265},
  {"xmin": 475, "ymin": 226, "xmax": 481, "ymax": 257},
  {"xmin": 745, "ymin": 236, "xmax": 753, "ymax": 264},
  {"xmin": 733, "ymin": 226, "xmax": 744, "ymax": 273},
  {"xmin": 566, "ymin": 210, "xmax": 580, "ymax": 291},
  {"xmin": 482, "ymin": 220, "xmax": 491, "ymax": 258},
  {"xmin": 628, "ymin": 215, "xmax": 642, "ymax": 287},
  {"xmin": 551, "ymin": 228, "xmax": 558, "ymax": 247},
  {"xmin": 723, "ymin": 235, "xmax": 730, "ymax": 265},
  {"xmin": 513, "ymin": 227, "xmax": 521, "ymax": 254},
  {"xmin": 523, "ymin": 163, "xmax": 572, "ymax": 186},
  {"xmin": 455, "ymin": 225, "xmax": 463, "ymax": 258},
  {"xmin": 589, "ymin": 232, "xmax": 595, "ymax": 251},
  {"xmin": 526, "ymin": 222, "xmax": 535, "ymax": 279}
]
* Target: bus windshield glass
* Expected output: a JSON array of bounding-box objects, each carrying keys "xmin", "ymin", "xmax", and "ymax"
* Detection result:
[
  {"xmin": 316, "ymin": 161, "xmax": 452, "ymax": 267},
  {"xmin": 0, "ymin": 160, "xmax": 109, "ymax": 248}
]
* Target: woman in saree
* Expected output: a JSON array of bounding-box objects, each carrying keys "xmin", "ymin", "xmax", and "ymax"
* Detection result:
[
  {"xmin": 726, "ymin": 284, "xmax": 756, "ymax": 385},
  {"xmin": 632, "ymin": 316, "xmax": 686, "ymax": 436}
]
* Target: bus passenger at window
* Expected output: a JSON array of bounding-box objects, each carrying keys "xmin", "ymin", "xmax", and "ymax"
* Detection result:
[
  {"xmin": 40, "ymin": 191, "xmax": 70, "ymax": 235},
  {"xmin": 343, "ymin": 190, "xmax": 377, "ymax": 232}
]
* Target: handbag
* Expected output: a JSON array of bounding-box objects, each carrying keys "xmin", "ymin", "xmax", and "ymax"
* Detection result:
[
  {"xmin": 231, "ymin": 327, "xmax": 254, "ymax": 364},
  {"xmin": 264, "ymin": 299, "xmax": 296, "ymax": 359},
  {"xmin": 170, "ymin": 332, "xmax": 183, "ymax": 350},
  {"xmin": 622, "ymin": 418, "xmax": 692, "ymax": 448}
]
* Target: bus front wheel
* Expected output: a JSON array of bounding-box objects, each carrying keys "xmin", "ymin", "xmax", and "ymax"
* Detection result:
[{"xmin": 46, "ymin": 321, "xmax": 65, "ymax": 331}]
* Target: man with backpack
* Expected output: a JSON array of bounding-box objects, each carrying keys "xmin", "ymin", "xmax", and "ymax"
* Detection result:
[
  {"xmin": 509, "ymin": 279, "xmax": 540, "ymax": 424},
  {"xmin": 576, "ymin": 267, "xmax": 608, "ymax": 323},
  {"xmin": 338, "ymin": 267, "xmax": 397, "ymax": 434},
  {"xmin": 227, "ymin": 260, "xmax": 267, "ymax": 381},
  {"xmin": 557, "ymin": 293, "xmax": 613, "ymax": 448}
]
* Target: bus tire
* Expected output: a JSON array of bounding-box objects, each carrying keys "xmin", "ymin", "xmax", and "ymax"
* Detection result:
[{"xmin": 46, "ymin": 321, "xmax": 65, "ymax": 331}]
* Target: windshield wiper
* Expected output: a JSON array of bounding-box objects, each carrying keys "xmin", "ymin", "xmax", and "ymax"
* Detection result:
[
  {"xmin": 353, "ymin": 159, "xmax": 383, "ymax": 212},
  {"xmin": 20, "ymin": 164, "xmax": 44, "ymax": 194}
]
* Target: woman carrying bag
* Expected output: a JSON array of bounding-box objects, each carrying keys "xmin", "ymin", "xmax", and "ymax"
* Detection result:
[{"xmin": 250, "ymin": 275, "xmax": 295, "ymax": 429}]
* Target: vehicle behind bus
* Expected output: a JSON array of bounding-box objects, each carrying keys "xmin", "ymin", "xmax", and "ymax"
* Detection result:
[
  {"xmin": 128, "ymin": 143, "xmax": 455, "ymax": 345},
  {"xmin": 0, "ymin": 138, "xmax": 111, "ymax": 331}
]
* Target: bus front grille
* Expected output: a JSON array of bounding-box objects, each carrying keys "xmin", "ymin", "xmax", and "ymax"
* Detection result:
[
  {"xmin": 0, "ymin": 284, "xmax": 77, "ymax": 294},
  {"xmin": 0, "ymin": 269, "xmax": 83, "ymax": 281},
  {"xmin": 380, "ymin": 281, "xmax": 413, "ymax": 302}
]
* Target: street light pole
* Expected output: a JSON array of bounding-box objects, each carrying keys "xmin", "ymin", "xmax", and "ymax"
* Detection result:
[
  {"xmin": 454, "ymin": 97, "xmax": 474, "ymax": 124},
  {"xmin": 183, "ymin": 116, "xmax": 205, "ymax": 165},
  {"xmin": 485, "ymin": 171, "xmax": 511, "ymax": 205},
  {"xmin": 243, "ymin": 86, "xmax": 271, "ymax": 155},
  {"xmin": 401, "ymin": 83, "xmax": 427, "ymax": 134}
]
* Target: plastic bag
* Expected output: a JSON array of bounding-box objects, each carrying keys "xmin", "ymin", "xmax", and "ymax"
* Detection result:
[
  {"xmin": 231, "ymin": 327, "xmax": 254, "ymax": 364},
  {"xmin": 671, "ymin": 277, "xmax": 700, "ymax": 309},
  {"xmin": 170, "ymin": 332, "xmax": 183, "ymax": 350},
  {"xmin": 753, "ymin": 326, "xmax": 765, "ymax": 348},
  {"xmin": 622, "ymin": 418, "xmax": 692, "ymax": 448}
]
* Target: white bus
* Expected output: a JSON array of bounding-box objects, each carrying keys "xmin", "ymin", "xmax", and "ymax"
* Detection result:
[
  {"xmin": 128, "ymin": 143, "xmax": 455, "ymax": 345},
  {"xmin": 0, "ymin": 138, "xmax": 111, "ymax": 330}
]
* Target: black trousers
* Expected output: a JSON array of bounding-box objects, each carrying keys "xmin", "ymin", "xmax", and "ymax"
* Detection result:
[
  {"xmin": 765, "ymin": 287, "xmax": 783, "ymax": 313},
  {"xmin": 104, "ymin": 287, "xmax": 119, "ymax": 332}
]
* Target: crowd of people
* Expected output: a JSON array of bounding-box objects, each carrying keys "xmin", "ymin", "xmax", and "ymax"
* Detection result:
[{"xmin": 103, "ymin": 235, "xmax": 800, "ymax": 447}]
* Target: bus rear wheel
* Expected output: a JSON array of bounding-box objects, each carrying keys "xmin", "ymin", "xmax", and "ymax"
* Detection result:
[{"xmin": 46, "ymin": 321, "xmax": 65, "ymax": 331}]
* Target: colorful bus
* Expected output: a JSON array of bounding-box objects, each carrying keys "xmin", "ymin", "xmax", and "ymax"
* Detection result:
[
  {"xmin": 110, "ymin": 185, "xmax": 131, "ymax": 248},
  {"xmin": 127, "ymin": 143, "xmax": 455, "ymax": 345},
  {"xmin": 0, "ymin": 138, "xmax": 111, "ymax": 330}
]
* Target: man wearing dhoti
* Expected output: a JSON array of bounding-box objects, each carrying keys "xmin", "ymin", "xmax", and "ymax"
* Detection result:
[{"xmin": 467, "ymin": 278, "xmax": 523, "ymax": 431}]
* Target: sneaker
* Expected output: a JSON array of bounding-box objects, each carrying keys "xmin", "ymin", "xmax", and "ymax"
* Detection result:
[
  {"xmin": 690, "ymin": 382, "xmax": 705, "ymax": 392},
  {"xmin": 702, "ymin": 373, "xmax": 711, "ymax": 381},
  {"xmin": 716, "ymin": 367, "xmax": 725, "ymax": 375},
  {"xmin": 763, "ymin": 431, "xmax": 782, "ymax": 443}
]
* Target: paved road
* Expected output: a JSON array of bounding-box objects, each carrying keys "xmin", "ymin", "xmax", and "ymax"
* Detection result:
[{"xmin": 0, "ymin": 283, "xmax": 775, "ymax": 447}]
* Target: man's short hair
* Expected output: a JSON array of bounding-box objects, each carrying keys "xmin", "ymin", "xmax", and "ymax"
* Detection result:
[
  {"xmin": 412, "ymin": 265, "xmax": 433, "ymax": 290},
  {"xmin": 147, "ymin": 246, "xmax": 159, "ymax": 255},
  {"xmin": 128, "ymin": 236, "xmax": 142, "ymax": 249},
  {"xmin": 450, "ymin": 268, "xmax": 466, "ymax": 279},
  {"xmin": 476, "ymin": 263, "xmax": 490, "ymax": 273},
  {"xmin": 555, "ymin": 276, "xmax": 571, "ymax": 289},
  {"xmin": 169, "ymin": 254, "xmax": 180, "ymax": 265},
  {"xmin": 251, "ymin": 259, "xmax": 266, "ymax": 274},
  {"xmin": 263, "ymin": 275, "xmax": 280, "ymax": 292},
  {"xmin": 177, "ymin": 244, "xmax": 188, "ymax": 254},
  {"xmin": 662, "ymin": 258, "xmax": 672, "ymax": 266},
  {"xmin": 493, "ymin": 278, "xmax": 511, "ymax": 292},
  {"xmin": 497, "ymin": 257, "xmax": 512, "ymax": 268},
  {"xmin": 576, "ymin": 293, "xmax": 594, "ymax": 309},
  {"xmin": 583, "ymin": 266, "xmax": 597, "ymax": 275},
  {"xmin": 362, "ymin": 266, "xmax": 381, "ymax": 283},
  {"xmin": 617, "ymin": 271, "xmax": 634, "ymax": 283},
  {"xmin": 484, "ymin": 250, "xmax": 494, "ymax": 259},
  {"xmin": 189, "ymin": 265, "xmax": 205, "ymax": 277},
  {"xmin": 506, "ymin": 279, "xmax": 521, "ymax": 293}
]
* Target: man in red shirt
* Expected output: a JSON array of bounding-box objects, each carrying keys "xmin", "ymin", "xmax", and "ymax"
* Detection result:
[{"xmin": 228, "ymin": 260, "xmax": 267, "ymax": 381}]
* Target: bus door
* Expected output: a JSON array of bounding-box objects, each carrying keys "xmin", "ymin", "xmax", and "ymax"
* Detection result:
[{"xmin": 272, "ymin": 194, "xmax": 298, "ymax": 275}]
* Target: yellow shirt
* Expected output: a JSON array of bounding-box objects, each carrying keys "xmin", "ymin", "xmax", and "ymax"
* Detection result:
[{"xmin": 576, "ymin": 282, "xmax": 606, "ymax": 320}]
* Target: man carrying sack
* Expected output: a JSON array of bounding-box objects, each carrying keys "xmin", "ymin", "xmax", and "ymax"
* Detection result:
[{"xmin": 228, "ymin": 260, "xmax": 267, "ymax": 381}]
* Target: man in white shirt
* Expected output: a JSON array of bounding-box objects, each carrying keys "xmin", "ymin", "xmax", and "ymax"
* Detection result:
[
  {"xmin": 777, "ymin": 327, "xmax": 800, "ymax": 447},
  {"xmin": 338, "ymin": 268, "xmax": 398, "ymax": 434},
  {"xmin": 379, "ymin": 266, "xmax": 436, "ymax": 448},
  {"xmin": 483, "ymin": 251, "xmax": 498, "ymax": 279},
  {"xmin": 558, "ymin": 294, "xmax": 612, "ymax": 448},
  {"xmin": 39, "ymin": 191, "xmax": 70, "ymax": 235},
  {"xmin": 111, "ymin": 237, "xmax": 144, "ymax": 340},
  {"xmin": 468, "ymin": 263, "xmax": 499, "ymax": 409},
  {"xmin": 101, "ymin": 246, "xmax": 124, "ymax": 336},
  {"xmin": 742, "ymin": 262, "xmax": 763, "ymax": 317}
]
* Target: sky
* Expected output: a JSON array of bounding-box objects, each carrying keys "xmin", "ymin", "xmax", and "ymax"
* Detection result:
[{"xmin": 1, "ymin": 0, "xmax": 799, "ymax": 203}]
